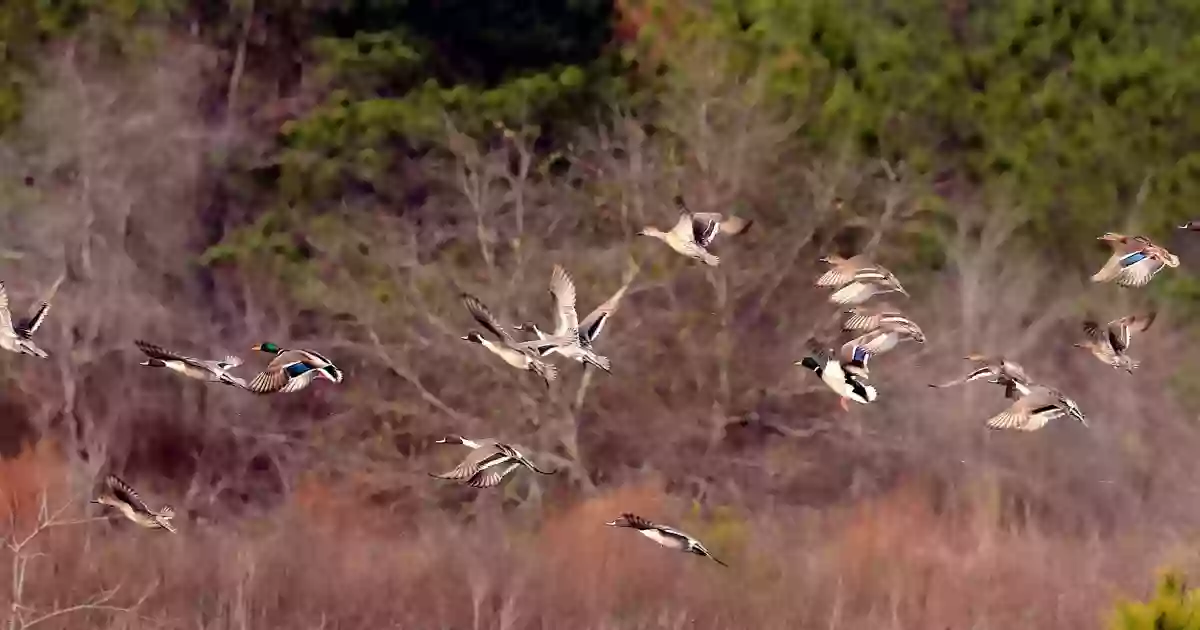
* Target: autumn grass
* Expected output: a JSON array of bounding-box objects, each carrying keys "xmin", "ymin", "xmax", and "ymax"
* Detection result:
[{"xmin": 0, "ymin": 444, "xmax": 1189, "ymax": 630}]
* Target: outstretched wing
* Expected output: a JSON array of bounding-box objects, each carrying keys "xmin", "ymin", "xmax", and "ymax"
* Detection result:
[
  {"xmin": 984, "ymin": 390, "xmax": 1059, "ymax": 432},
  {"xmin": 430, "ymin": 445, "xmax": 510, "ymax": 482},
  {"xmin": 549, "ymin": 265, "xmax": 579, "ymax": 338},
  {"xmin": 105, "ymin": 474, "xmax": 151, "ymax": 512},
  {"xmin": 14, "ymin": 302, "xmax": 49, "ymax": 339},
  {"xmin": 690, "ymin": 213, "xmax": 722, "ymax": 248},
  {"xmin": 461, "ymin": 293, "xmax": 514, "ymax": 343},
  {"xmin": 0, "ymin": 282, "xmax": 15, "ymax": 335},
  {"xmin": 578, "ymin": 284, "xmax": 628, "ymax": 346},
  {"xmin": 465, "ymin": 462, "xmax": 522, "ymax": 488},
  {"xmin": 135, "ymin": 340, "xmax": 207, "ymax": 368}
]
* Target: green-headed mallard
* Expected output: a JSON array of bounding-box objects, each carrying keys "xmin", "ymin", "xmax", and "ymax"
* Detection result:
[
  {"xmin": 0, "ymin": 281, "xmax": 50, "ymax": 358},
  {"xmin": 983, "ymin": 385, "xmax": 1087, "ymax": 431},
  {"xmin": 1091, "ymin": 232, "xmax": 1179, "ymax": 287},
  {"xmin": 638, "ymin": 196, "xmax": 751, "ymax": 267},
  {"xmin": 515, "ymin": 265, "xmax": 612, "ymax": 373},
  {"xmin": 243, "ymin": 342, "xmax": 343, "ymax": 394},
  {"xmin": 606, "ymin": 513, "xmax": 727, "ymax": 567},
  {"xmin": 1074, "ymin": 312, "xmax": 1156, "ymax": 373},
  {"xmin": 929, "ymin": 354, "xmax": 1033, "ymax": 399},
  {"xmin": 796, "ymin": 339, "xmax": 878, "ymax": 412},
  {"xmin": 838, "ymin": 315, "xmax": 925, "ymax": 376},
  {"xmin": 135, "ymin": 340, "xmax": 245, "ymax": 387},
  {"xmin": 429, "ymin": 435, "xmax": 556, "ymax": 488},
  {"xmin": 91, "ymin": 474, "xmax": 176, "ymax": 533},
  {"xmin": 816, "ymin": 255, "xmax": 908, "ymax": 305},
  {"xmin": 460, "ymin": 293, "xmax": 557, "ymax": 388}
]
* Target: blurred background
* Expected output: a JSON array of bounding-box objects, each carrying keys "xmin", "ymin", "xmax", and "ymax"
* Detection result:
[{"xmin": 1, "ymin": 0, "xmax": 1200, "ymax": 627}]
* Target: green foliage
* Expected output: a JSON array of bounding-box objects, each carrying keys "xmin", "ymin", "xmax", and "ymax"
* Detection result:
[
  {"xmin": 1111, "ymin": 571, "xmax": 1200, "ymax": 630},
  {"xmin": 0, "ymin": 0, "xmax": 177, "ymax": 133},
  {"xmin": 639, "ymin": 0, "xmax": 1200, "ymax": 253}
]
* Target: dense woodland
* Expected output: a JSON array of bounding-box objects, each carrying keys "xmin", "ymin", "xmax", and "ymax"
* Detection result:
[{"xmin": 1, "ymin": 0, "xmax": 1200, "ymax": 627}]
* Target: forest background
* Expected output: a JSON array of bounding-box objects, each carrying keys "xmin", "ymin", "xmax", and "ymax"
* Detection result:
[{"xmin": 2, "ymin": 0, "xmax": 1200, "ymax": 628}]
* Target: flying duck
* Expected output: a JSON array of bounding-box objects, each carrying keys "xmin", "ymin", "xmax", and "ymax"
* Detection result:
[
  {"xmin": 838, "ymin": 316, "xmax": 926, "ymax": 375},
  {"xmin": 242, "ymin": 343, "xmax": 343, "ymax": 394},
  {"xmin": 135, "ymin": 340, "xmax": 245, "ymax": 387},
  {"xmin": 841, "ymin": 303, "xmax": 912, "ymax": 332},
  {"xmin": 815, "ymin": 255, "xmax": 908, "ymax": 305},
  {"xmin": 606, "ymin": 513, "xmax": 727, "ymax": 567},
  {"xmin": 0, "ymin": 281, "xmax": 50, "ymax": 358},
  {"xmin": 796, "ymin": 339, "xmax": 878, "ymax": 411},
  {"xmin": 983, "ymin": 385, "xmax": 1087, "ymax": 431},
  {"xmin": 1074, "ymin": 312, "xmax": 1156, "ymax": 373},
  {"xmin": 515, "ymin": 265, "xmax": 612, "ymax": 372},
  {"xmin": 516, "ymin": 265, "xmax": 635, "ymax": 370},
  {"xmin": 638, "ymin": 196, "xmax": 751, "ymax": 266},
  {"xmin": 92, "ymin": 474, "xmax": 176, "ymax": 533},
  {"xmin": 429, "ymin": 435, "xmax": 556, "ymax": 488},
  {"xmin": 460, "ymin": 293, "xmax": 557, "ymax": 388},
  {"xmin": 1091, "ymin": 232, "xmax": 1179, "ymax": 288},
  {"xmin": 929, "ymin": 354, "xmax": 1033, "ymax": 399}
]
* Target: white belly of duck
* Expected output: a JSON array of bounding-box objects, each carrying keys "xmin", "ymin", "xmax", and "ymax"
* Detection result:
[
  {"xmin": 821, "ymin": 360, "xmax": 876, "ymax": 404},
  {"xmin": 638, "ymin": 528, "xmax": 686, "ymax": 550}
]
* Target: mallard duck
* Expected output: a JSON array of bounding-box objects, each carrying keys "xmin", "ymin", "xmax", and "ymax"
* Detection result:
[
  {"xmin": 1074, "ymin": 312, "xmax": 1156, "ymax": 373},
  {"xmin": 1091, "ymin": 232, "xmax": 1179, "ymax": 288},
  {"xmin": 243, "ymin": 343, "xmax": 343, "ymax": 394},
  {"xmin": 606, "ymin": 513, "xmax": 727, "ymax": 567},
  {"xmin": 515, "ymin": 265, "xmax": 612, "ymax": 373},
  {"xmin": 91, "ymin": 474, "xmax": 176, "ymax": 533},
  {"xmin": 929, "ymin": 354, "xmax": 1033, "ymax": 399},
  {"xmin": 815, "ymin": 255, "xmax": 908, "ymax": 305},
  {"xmin": 638, "ymin": 196, "xmax": 751, "ymax": 267},
  {"xmin": 0, "ymin": 281, "xmax": 50, "ymax": 358},
  {"xmin": 429, "ymin": 435, "xmax": 556, "ymax": 488},
  {"xmin": 135, "ymin": 340, "xmax": 245, "ymax": 387},
  {"xmin": 841, "ymin": 303, "xmax": 910, "ymax": 332},
  {"xmin": 838, "ymin": 316, "xmax": 926, "ymax": 375},
  {"xmin": 984, "ymin": 385, "xmax": 1087, "ymax": 431},
  {"xmin": 460, "ymin": 293, "xmax": 557, "ymax": 388},
  {"xmin": 795, "ymin": 339, "xmax": 878, "ymax": 412}
]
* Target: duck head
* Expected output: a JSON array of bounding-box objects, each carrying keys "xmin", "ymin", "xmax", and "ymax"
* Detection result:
[
  {"xmin": 605, "ymin": 513, "xmax": 645, "ymax": 528},
  {"xmin": 252, "ymin": 342, "xmax": 283, "ymax": 354},
  {"xmin": 461, "ymin": 331, "xmax": 486, "ymax": 344}
]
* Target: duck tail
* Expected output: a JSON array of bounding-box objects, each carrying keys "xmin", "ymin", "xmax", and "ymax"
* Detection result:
[{"xmin": 588, "ymin": 353, "xmax": 612, "ymax": 373}]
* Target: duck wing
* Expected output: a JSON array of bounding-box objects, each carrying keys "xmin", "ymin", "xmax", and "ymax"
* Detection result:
[
  {"xmin": 465, "ymin": 462, "xmax": 522, "ymax": 488},
  {"xmin": 1108, "ymin": 312, "xmax": 1155, "ymax": 353},
  {"xmin": 0, "ymin": 282, "xmax": 16, "ymax": 336},
  {"xmin": 816, "ymin": 255, "xmax": 870, "ymax": 287},
  {"xmin": 461, "ymin": 293, "xmax": 515, "ymax": 343},
  {"xmin": 104, "ymin": 474, "xmax": 152, "ymax": 513},
  {"xmin": 430, "ymin": 445, "xmax": 511, "ymax": 482},
  {"xmin": 135, "ymin": 340, "xmax": 208, "ymax": 370},
  {"xmin": 549, "ymin": 265, "xmax": 579, "ymax": 338},
  {"xmin": 577, "ymin": 275, "xmax": 633, "ymax": 346},
  {"xmin": 985, "ymin": 389, "xmax": 1060, "ymax": 431},
  {"xmin": 14, "ymin": 301, "xmax": 49, "ymax": 339},
  {"xmin": 1112, "ymin": 253, "xmax": 1163, "ymax": 287}
]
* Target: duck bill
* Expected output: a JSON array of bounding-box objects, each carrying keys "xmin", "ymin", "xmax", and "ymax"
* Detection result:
[
  {"xmin": 605, "ymin": 520, "xmax": 619, "ymax": 526},
  {"xmin": 251, "ymin": 344, "xmax": 262, "ymax": 351}
]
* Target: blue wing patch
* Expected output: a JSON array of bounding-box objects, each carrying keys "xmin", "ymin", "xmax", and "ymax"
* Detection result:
[
  {"xmin": 285, "ymin": 362, "xmax": 315, "ymax": 377},
  {"xmin": 851, "ymin": 346, "xmax": 869, "ymax": 363},
  {"xmin": 1119, "ymin": 251, "xmax": 1148, "ymax": 267}
]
